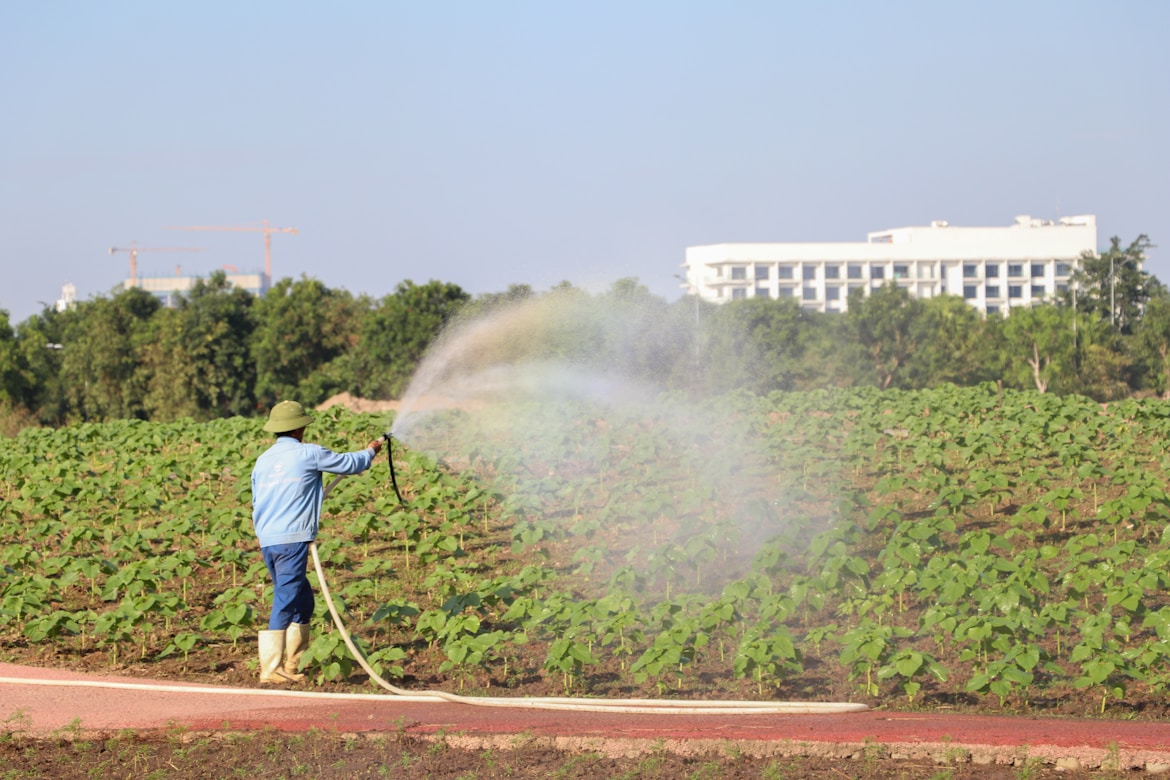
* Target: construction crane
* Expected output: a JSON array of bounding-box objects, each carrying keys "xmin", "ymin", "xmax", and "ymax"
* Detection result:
[
  {"xmin": 165, "ymin": 220, "xmax": 297, "ymax": 282},
  {"xmin": 109, "ymin": 242, "xmax": 206, "ymax": 288}
]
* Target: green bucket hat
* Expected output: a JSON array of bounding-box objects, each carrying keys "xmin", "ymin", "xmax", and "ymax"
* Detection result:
[{"xmin": 263, "ymin": 400, "xmax": 313, "ymax": 433}]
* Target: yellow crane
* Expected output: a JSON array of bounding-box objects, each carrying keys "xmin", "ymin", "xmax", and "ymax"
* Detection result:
[
  {"xmin": 165, "ymin": 220, "xmax": 297, "ymax": 282},
  {"xmin": 109, "ymin": 242, "xmax": 206, "ymax": 287}
]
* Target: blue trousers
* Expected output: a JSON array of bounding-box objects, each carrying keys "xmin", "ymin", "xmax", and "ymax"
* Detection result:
[{"xmin": 261, "ymin": 542, "xmax": 313, "ymax": 630}]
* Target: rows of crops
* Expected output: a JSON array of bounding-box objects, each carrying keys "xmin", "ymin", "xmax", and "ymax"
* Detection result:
[{"xmin": 3, "ymin": 386, "xmax": 1170, "ymax": 716}]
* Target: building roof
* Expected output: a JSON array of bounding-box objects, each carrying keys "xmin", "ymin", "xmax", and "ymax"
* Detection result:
[{"xmin": 686, "ymin": 215, "xmax": 1098, "ymax": 264}]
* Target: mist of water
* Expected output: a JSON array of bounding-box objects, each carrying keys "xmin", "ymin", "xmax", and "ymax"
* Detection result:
[{"xmin": 389, "ymin": 289, "xmax": 787, "ymax": 589}]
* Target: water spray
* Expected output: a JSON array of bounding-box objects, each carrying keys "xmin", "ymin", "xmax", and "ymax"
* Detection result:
[
  {"xmin": 324, "ymin": 295, "xmax": 872, "ymax": 712},
  {"xmin": 310, "ymin": 470, "xmax": 865, "ymax": 714}
]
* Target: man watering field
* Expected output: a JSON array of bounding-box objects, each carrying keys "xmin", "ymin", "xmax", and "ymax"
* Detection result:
[{"xmin": 251, "ymin": 400, "xmax": 384, "ymax": 684}]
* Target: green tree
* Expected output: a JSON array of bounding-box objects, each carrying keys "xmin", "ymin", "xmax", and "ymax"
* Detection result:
[
  {"xmin": 522, "ymin": 284, "xmax": 600, "ymax": 366},
  {"xmin": 902, "ymin": 295, "xmax": 993, "ymax": 388},
  {"xmin": 1134, "ymin": 292, "xmax": 1170, "ymax": 398},
  {"xmin": 1065, "ymin": 235, "xmax": 1158, "ymax": 335},
  {"xmin": 139, "ymin": 307, "xmax": 200, "ymax": 421},
  {"xmin": 0, "ymin": 309, "xmax": 41, "ymax": 436},
  {"xmin": 846, "ymin": 284, "xmax": 924, "ymax": 389},
  {"xmin": 11, "ymin": 306, "xmax": 69, "ymax": 424},
  {"xmin": 998, "ymin": 305, "xmax": 1079, "ymax": 393},
  {"xmin": 0, "ymin": 310, "xmax": 23, "ymax": 406},
  {"xmin": 466, "ymin": 284, "xmax": 535, "ymax": 315},
  {"xmin": 700, "ymin": 296, "xmax": 815, "ymax": 394},
  {"xmin": 1075, "ymin": 335, "xmax": 1133, "ymax": 401},
  {"xmin": 350, "ymin": 279, "xmax": 470, "ymax": 398},
  {"xmin": 596, "ymin": 278, "xmax": 686, "ymax": 385},
  {"xmin": 141, "ymin": 272, "xmax": 256, "ymax": 421},
  {"xmin": 57, "ymin": 288, "xmax": 160, "ymax": 420},
  {"xmin": 251, "ymin": 276, "xmax": 360, "ymax": 407}
]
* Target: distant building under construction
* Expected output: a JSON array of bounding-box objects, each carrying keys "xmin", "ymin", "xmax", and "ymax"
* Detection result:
[
  {"xmin": 113, "ymin": 221, "xmax": 294, "ymax": 307},
  {"xmin": 124, "ymin": 270, "xmax": 270, "ymax": 308}
]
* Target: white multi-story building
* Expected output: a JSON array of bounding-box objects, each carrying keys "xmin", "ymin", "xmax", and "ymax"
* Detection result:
[{"xmin": 682, "ymin": 215, "xmax": 1098, "ymax": 315}]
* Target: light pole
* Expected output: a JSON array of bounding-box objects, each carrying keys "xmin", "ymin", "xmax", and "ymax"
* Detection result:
[
  {"xmin": 1110, "ymin": 253, "xmax": 1116, "ymax": 330},
  {"xmin": 674, "ymin": 273, "xmax": 701, "ymax": 368}
]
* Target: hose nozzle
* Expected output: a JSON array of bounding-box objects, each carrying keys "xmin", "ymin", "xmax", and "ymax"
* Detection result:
[{"xmin": 381, "ymin": 431, "xmax": 406, "ymax": 506}]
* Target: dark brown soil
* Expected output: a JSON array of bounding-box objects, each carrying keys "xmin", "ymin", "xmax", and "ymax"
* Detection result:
[{"xmin": 0, "ymin": 728, "xmax": 1115, "ymax": 779}]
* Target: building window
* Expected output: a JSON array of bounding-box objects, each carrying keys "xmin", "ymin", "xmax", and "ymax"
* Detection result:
[
  {"xmin": 731, "ymin": 287, "xmax": 747, "ymax": 299},
  {"xmin": 1008, "ymin": 264, "xmax": 1024, "ymax": 278},
  {"xmin": 986, "ymin": 264, "xmax": 1000, "ymax": 278},
  {"xmin": 871, "ymin": 266, "xmax": 885, "ymax": 280},
  {"xmin": 778, "ymin": 286, "xmax": 795, "ymax": 297},
  {"xmin": 1057, "ymin": 283, "xmax": 1069, "ymax": 294},
  {"xmin": 1008, "ymin": 285, "xmax": 1022, "ymax": 299},
  {"xmin": 847, "ymin": 264, "xmax": 863, "ymax": 279},
  {"xmin": 731, "ymin": 266, "xmax": 746, "ymax": 280},
  {"xmin": 755, "ymin": 266, "xmax": 769, "ymax": 280},
  {"xmin": 987, "ymin": 304, "xmax": 1000, "ymax": 315},
  {"xmin": 825, "ymin": 264, "xmax": 841, "ymax": 280},
  {"xmin": 963, "ymin": 263, "xmax": 979, "ymax": 278},
  {"xmin": 1056, "ymin": 263, "xmax": 1072, "ymax": 276},
  {"xmin": 802, "ymin": 286, "xmax": 817, "ymax": 301},
  {"xmin": 986, "ymin": 285, "xmax": 1000, "ymax": 298},
  {"xmin": 893, "ymin": 264, "xmax": 909, "ymax": 279},
  {"xmin": 1031, "ymin": 263, "xmax": 1045, "ymax": 278},
  {"xmin": 802, "ymin": 265, "xmax": 817, "ymax": 281},
  {"xmin": 826, "ymin": 286, "xmax": 841, "ymax": 301},
  {"xmin": 963, "ymin": 285, "xmax": 978, "ymax": 300},
  {"xmin": 755, "ymin": 287, "xmax": 770, "ymax": 299},
  {"xmin": 777, "ymin": 264, "xmax": 794, "ymax": 280},
  {"xmin": 1031, "ymin": 285, "xmax": 1045, "ymax": 298},
  {"xmin": 918, "ymin": 263, "xmax": 935, "ymax": 279}
]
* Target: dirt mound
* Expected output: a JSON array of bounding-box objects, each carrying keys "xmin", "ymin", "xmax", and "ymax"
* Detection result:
[
  {"xmin": 319, "ymin": 392, "xmax": 490, "ymax": 416},
  {"xmin": 317, "ymin": 392, "xmax": 400, "ymax": 413}
]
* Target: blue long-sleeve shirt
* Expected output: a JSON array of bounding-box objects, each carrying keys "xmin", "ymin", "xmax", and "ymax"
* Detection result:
[{"xmin": 251, "ymin": 438, "xmax": 376, "ymax": 547}]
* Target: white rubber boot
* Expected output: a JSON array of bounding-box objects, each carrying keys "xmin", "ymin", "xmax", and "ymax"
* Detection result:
[
  {"xmin": 283, "ymin": 623, "xmax": 309, "ymax": 681},
  {"xmin": 259, "ymin": 630, "xmax": 293, "ymax": 683}
]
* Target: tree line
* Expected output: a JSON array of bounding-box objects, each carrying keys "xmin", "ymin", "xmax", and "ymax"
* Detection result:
[{"xmin": 0, "ymin": 234, "xmax": 1165, "ymax": 433}]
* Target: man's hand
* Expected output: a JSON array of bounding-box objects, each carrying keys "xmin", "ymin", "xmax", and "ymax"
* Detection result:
[{"xmin": 368, "ymin": 438, "xmax": 384, "ymax": 454}]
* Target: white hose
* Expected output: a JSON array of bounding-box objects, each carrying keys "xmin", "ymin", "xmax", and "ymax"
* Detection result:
[
  {"xmin": 0, "ymin": 675, "xmax": 442, "ymax": 703},
  {"xmin": 308, "ymin": 476, "xmax": 868, "ymax": 715}
]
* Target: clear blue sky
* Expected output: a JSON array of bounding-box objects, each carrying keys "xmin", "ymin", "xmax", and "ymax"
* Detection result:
[{"xmin": 2, "ymin": 1, "xmax": 1167, "ymax": 325}]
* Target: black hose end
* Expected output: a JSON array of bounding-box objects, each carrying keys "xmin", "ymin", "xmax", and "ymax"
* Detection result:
[{"xmin": 381, "ymin": 431, "xmax": 407, "ymax": 506}]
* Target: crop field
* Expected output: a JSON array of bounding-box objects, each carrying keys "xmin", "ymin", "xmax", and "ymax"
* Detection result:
[{"xmin": 3, "ymin": 384, "xmax": 1170, "ymax": 718}]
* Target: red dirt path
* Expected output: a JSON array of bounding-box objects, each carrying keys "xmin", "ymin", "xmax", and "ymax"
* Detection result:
[{"xmin": 3, "ymin": 663, "xmax": 1170, "ymax": 771}]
